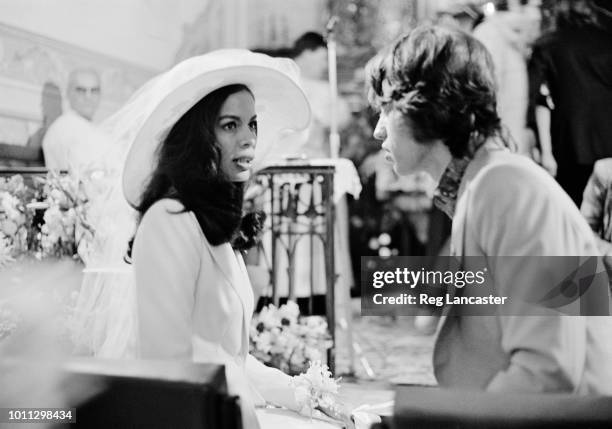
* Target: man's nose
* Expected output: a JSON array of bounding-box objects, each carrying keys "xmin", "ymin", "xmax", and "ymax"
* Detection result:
[{"xmin": 373, "ymin": 117, "xmax": 387, "ymax": 141}]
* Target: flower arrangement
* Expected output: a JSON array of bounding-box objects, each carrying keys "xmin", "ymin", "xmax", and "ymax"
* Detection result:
[
  {"xmin": 250, "ymin": 301, "xmax": 333, "ymax": 375},
  {"xmin": 0, "ymin": 175, "xmax": 39, "ymax": 261},
  {"xmin": 0, "ymin": 172, "xmax": 95, "ymax": 265},
  {"xmin": 38, "ymin": 172, "xmax": 93, "ymax": 260},
  {"xmin": 291, "ymin": 360, "xmax": 342, "ymax": 418}
]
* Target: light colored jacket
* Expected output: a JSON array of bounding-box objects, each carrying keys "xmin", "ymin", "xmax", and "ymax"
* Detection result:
[
  {"xmin": 434, "ymin": 145, "xmax": 612, "ymax": 394},
  {"xmin": 133, "ymin": 199, "xmax": 298, "ymax": 429}
]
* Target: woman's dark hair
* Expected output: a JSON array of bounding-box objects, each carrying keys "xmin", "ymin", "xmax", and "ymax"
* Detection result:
[
  {"xmin": 366, "ymin": 25, "xmax": 503, "ymax": 158},
  {"xmin": 128, "ymin": 84, "xmax": 265, "ymax": 259}
]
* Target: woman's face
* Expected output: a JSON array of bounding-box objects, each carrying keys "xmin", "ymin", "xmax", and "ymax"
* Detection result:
[
  {"xmin": 215, "ymin": 90, "xmax": 257, "ymax": 182},
  {"xmin": 373, "ymin": 82, "xmax": 433, "ymax": 176}
]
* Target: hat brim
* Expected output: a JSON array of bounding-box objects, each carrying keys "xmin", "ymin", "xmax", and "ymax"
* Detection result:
[{"xmin": 122, "ymin": 60, "xmax": 311, "ymax": 208}]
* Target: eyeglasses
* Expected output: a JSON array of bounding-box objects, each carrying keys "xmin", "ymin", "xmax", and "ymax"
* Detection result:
[{"xmin": 74, "ymin": 86, "xmax": 101, "ymax": 95}]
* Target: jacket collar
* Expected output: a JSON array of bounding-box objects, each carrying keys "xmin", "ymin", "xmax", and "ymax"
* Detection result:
[
  {"xmin": 433, "ymin": 156, "xmax": 471, "ymax": 219},
  {"xmin": 433, "ymin": 140, "xmax": 509, "ymax": 219}
]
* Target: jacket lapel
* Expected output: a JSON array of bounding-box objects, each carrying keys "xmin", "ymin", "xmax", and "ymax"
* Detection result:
[{"xmin": 205, "ymin": 241, "xmax": 250, "ymax": 360}]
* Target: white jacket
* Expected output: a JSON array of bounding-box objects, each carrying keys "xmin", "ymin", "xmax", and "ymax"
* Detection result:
[{"xmin": 133, "ymin": 198, "xmax": 299, "ymax": 429}]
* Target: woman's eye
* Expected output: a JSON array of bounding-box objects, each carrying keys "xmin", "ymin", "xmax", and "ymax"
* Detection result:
[
  {"xmin": 221, "ymin": 122, "xmax": 236, "ymax": 131},
  {"xmin": 249, "ymin": 121, "xmax": 258, "ymax": 133}
]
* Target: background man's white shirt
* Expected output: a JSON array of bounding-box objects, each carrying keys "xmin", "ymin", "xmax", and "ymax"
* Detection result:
[{"xmin": 42, "ymin": 110, "xmax": 111, "ymax": 172}]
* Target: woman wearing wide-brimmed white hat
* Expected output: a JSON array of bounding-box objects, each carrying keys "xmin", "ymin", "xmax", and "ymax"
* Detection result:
[{"xmin": 70, "ymin": 49, "xmax": 356, "ymax": 429}]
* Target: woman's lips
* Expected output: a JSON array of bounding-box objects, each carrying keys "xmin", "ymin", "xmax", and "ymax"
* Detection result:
[{"xmin": 233, "ymin": 156, "xmax": 253, "ymax": 171}]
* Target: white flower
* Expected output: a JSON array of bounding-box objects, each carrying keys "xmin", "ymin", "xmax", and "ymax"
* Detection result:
[
  {"xmin": 304, "ymin": 346, "xmax": 322, "ymax": 362},
  {"xmin": 49, "ymin": 189, "xmax": 64, "ymax": 202},
  {"xmin": 43, "ymin": 206, "xmax": 62, "ymax": 226},
  {"xmin": 1, "ymin": 193, "xmax": 21, "ymax": 220},
  {"xmin": 0, "ymin": 219, "xmax": 18, "ymax": 237},
  {"xmin": 6, "ymin": 175, "xmax": 25, "ymax": 193},
  {"xmin": 278, "ymin": 301, "xmax": 300, "ymax": 324},
  {"xmin": 253, "ymin": 331, "xmax": 272, "ymax": 354},
  {"xmin": 290, "ymin": 361, "xmax": 341, "ymax": 415},
  {"xmin": 258, "ymin": 305, "xmax": 281, "ymax": 329},
  {"xmin": 269, "ymin": 330, "xmax": 290, "ymax": 355},
  {"xmin": 306, "ymin": 361, "xmax": 339, "ymax": 393}
]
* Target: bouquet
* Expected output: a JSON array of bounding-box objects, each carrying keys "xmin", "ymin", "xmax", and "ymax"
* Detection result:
[
  {"xmin": 291, "ymin": 360, "xmax": 342, "ymax": 418},
  {"xmin": 250, "ymin": 301, "xmax": 332, "ymax": 375}
]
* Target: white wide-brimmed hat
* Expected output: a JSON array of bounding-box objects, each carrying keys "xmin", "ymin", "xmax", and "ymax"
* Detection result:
[{"xmin": 116, "ymin": 49, "xmax": 311, "ymax": 207}]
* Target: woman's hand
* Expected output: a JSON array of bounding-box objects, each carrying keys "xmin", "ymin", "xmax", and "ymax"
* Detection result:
[{"xmin": 316, "ymin": 402, "xmax": 356, "ymax": 429}]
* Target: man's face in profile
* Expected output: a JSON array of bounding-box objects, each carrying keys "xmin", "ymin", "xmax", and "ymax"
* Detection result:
[{"xmin": 67, "ymin": 71, "xmax": 101, "ymax": 121}]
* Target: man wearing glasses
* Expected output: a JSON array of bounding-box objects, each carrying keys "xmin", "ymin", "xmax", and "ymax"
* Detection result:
[{"xmin": 42, "ymin": 67, "xmax": 109, "ymax": 172}]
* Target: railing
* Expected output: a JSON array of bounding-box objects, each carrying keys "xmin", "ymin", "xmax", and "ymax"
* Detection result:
[
  {"xmin": 255, "ymin": 162, "xmax": 337, "ymax": 373},
  {"xmin": 0, "ymin": 167, "xmax": 56, "ymax": 176}
]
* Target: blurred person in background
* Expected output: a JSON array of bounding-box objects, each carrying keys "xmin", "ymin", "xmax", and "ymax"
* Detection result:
[
  {"xmin": 287, "ymin": 31, "xmax": 351, "ymax": 158},
  {"xmin": 474, "ymin": 0, "xmax": 541, "ymax": 157},
  {"xmin": 42, "ymin": 67, "xmax": 111, "ymax": 173},
  {"xmin": 529, "ymin": 0, "xmax": 612, "ymax": 206}
]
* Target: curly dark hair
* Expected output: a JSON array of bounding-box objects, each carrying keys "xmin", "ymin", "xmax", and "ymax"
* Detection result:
[
  {"xmin": 128, "ymin": 84, "xmax": 265, "ymax": 259},
  {"xmin": 542, "ymin": 0, "xmax": 608, "ymax": 31},
  {"xmin": 366, "ymin": 25, "xmax": 504, "ymax": 158}
]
